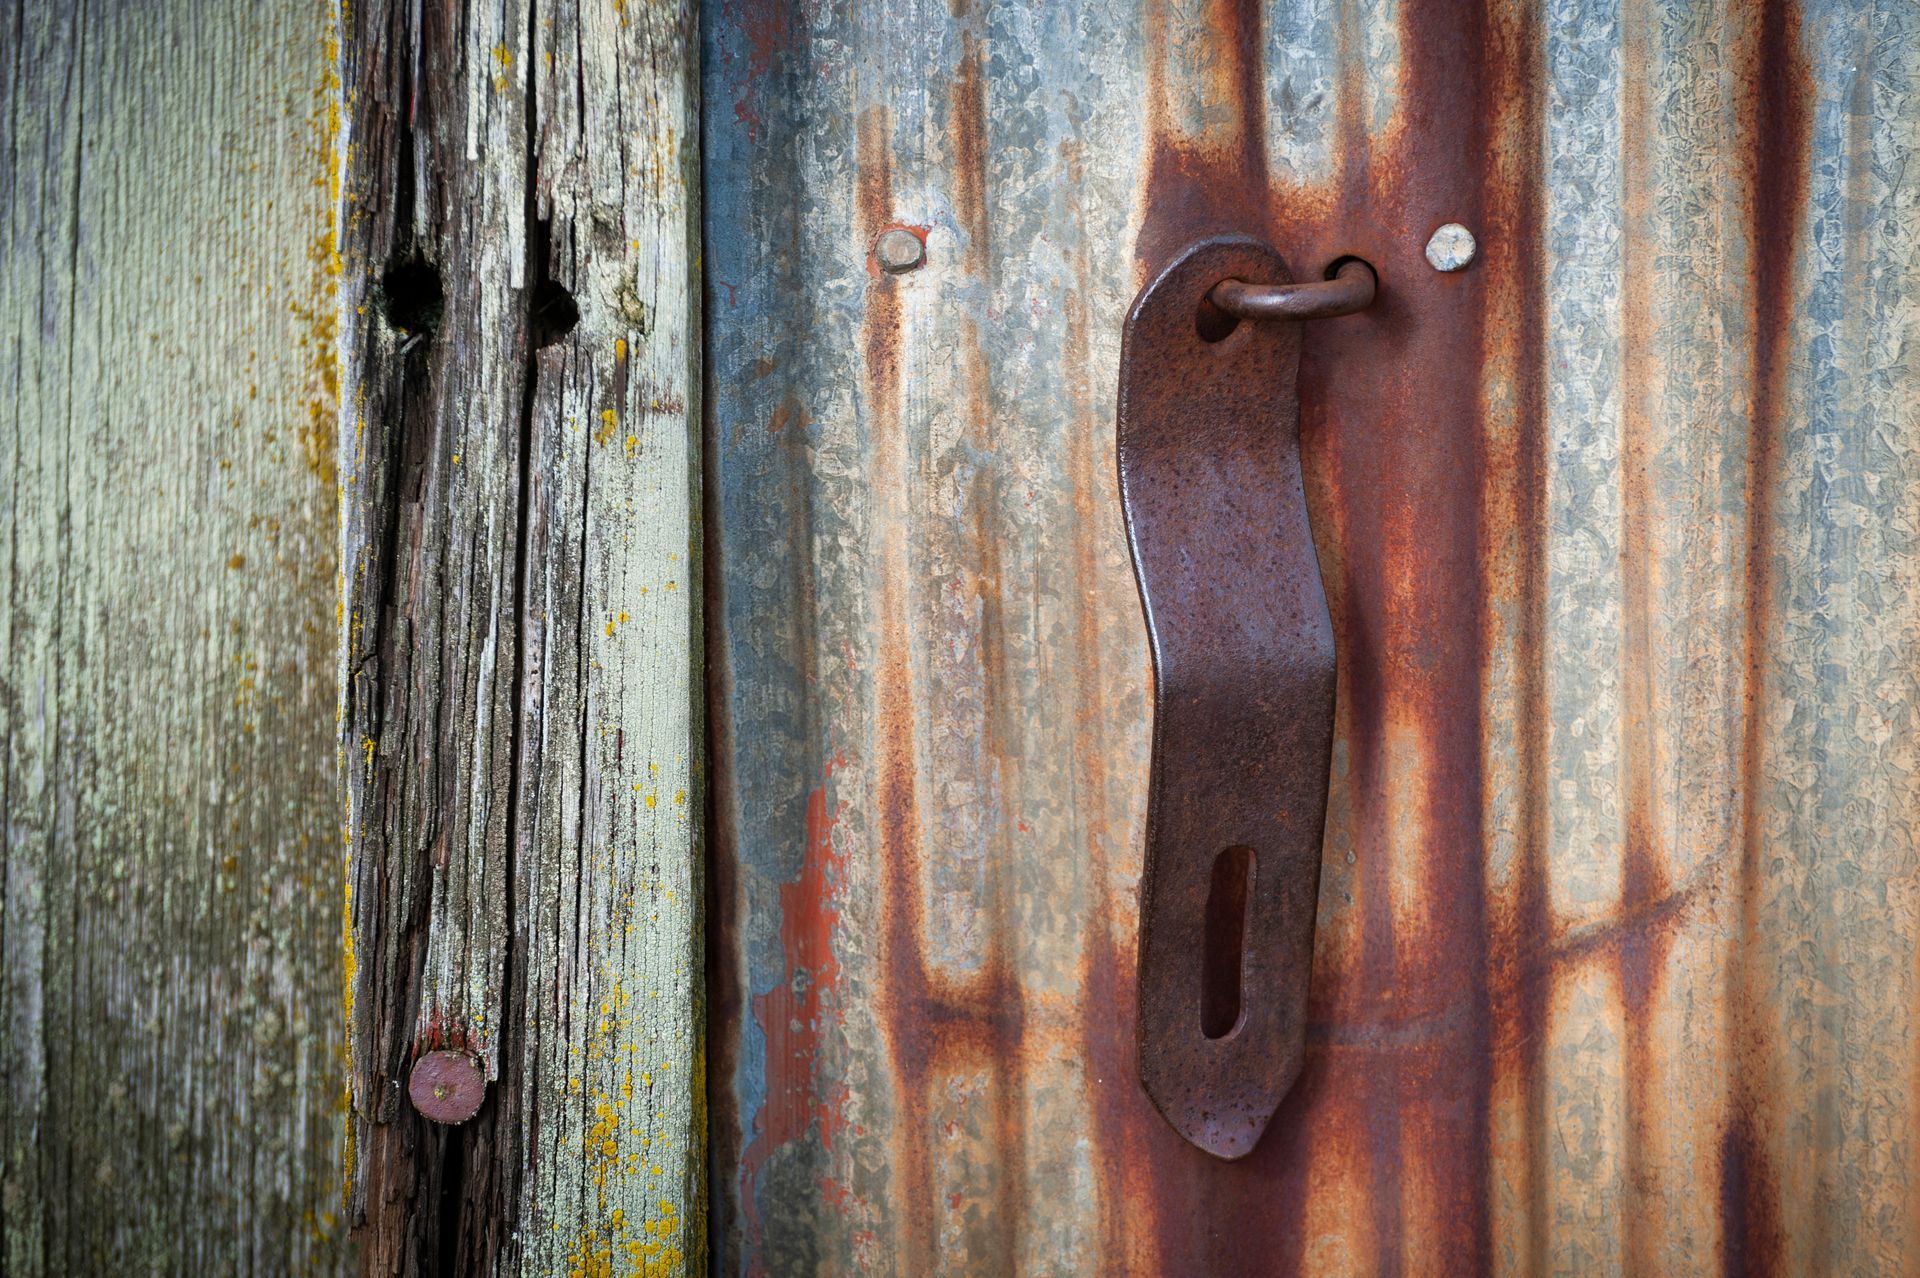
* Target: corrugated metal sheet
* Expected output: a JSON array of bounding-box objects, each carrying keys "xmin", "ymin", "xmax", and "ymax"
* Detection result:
[{"xmin": 703, "ymin": 0, "xmax": 1920, "ymax": 1272}]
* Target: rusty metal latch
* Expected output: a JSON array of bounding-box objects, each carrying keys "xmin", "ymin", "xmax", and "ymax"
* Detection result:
[{"xmin": 1116, "ymin": 235, "xmax": 1372, "ymax": 1159}]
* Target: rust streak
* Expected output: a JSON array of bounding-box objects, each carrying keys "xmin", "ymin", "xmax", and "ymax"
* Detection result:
[
  {"xmin": 1614, "ymin": 4, "xmax": 1681, "ymax": 1273},
  {"xmin": 1473, "ymin": 0, "xmax": 1552, "ymax": 1270},
  {"xmin": 1058, "ymin": 130, "xmax": 1186, "ymax": 1276},
  {"xmin": 1726, "ymin": 0, "xmax": 1809, "ymax": 1274},
  {"xmin": 856, "ymin": 104, "xmax": 941, "ymax": 1270},
  {"xmin": 1326, "ymin": 0, "xmax": 1500, "ymax": 1269},
  {"xmin": 1134, "ymin": 0, "xmax": 1271, "ymax": 280},
  {"xmin": 950, "ymin": 33, "xmax": 990, "ymax": 272},
  {"xmin": 958, "ymin": 223, "xmax": 1030, "ymax": 1276}
]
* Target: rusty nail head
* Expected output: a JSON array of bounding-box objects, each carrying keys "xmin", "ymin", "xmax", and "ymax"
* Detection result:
[
  {"xmin": 1425, "ymin": 223, "xmax": 1476, "ymax": 271},
  {"xmin": 409, "ymin": 1050, "xmax": 487, "ymax": 1124},
  {"xmin": 874, "ymin": 227, "xmax": 926, "ymax": 274}
]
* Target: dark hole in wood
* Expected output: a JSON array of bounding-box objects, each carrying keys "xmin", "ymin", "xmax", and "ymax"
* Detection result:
[
  {"xmin": 529, "ymin": 280, "xmax": 580, "ymax": 348},
  {"xmin": 432, "ymin": 1120, "xmax": 464, "ymax": 1270},
  {"xmin": 1201, "ymin": 846, "xmax": 1255, "ymax": 1039},
  {"xmin": 379, "ymin": 256, "xmax": 444, "ymax": 336}
]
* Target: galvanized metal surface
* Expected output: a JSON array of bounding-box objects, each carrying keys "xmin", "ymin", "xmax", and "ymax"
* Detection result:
[
  {"xmin": 705, "ymin": 0, "xmax": 1920, "ymax": 1273},
  {"xmin": 1118, "ymin": 236, "xmax": 1337, "ymax": 1160}
]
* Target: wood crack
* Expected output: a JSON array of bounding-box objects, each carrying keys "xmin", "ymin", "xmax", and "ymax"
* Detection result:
[{"xmin": 339, "ymin": 0, "xmax": 702, "ymax": 1271}]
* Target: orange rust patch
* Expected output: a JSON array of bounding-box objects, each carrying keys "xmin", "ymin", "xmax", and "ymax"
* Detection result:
[
  {"xmin": 767, "ymin": 395, "xmax": 809, "ymax": 438},
  {"xmin": 950, "ymin": 33, "xmax": 990, "ymax": 269},
  {"xmin": 1723, "ymin": 0, "xmax": 1810, "ymax": 1272}
]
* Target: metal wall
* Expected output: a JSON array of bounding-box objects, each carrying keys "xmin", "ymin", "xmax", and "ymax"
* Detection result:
[{"xmin": 703, "ymin": 0, "xmax": 1920, "ymax": 1273}]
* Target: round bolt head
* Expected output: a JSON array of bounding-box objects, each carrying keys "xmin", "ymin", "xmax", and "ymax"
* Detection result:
[
  {"xmin": 1425, "ymin": 223, "xmax": 1476, "ymax": 272},
  {"xmin": 409, "ymin": 1050, "xmax": 487, "ymax": 1124},
  {"xmin": 874, "ymin": 227, "xmax": 926, "ymax": 274}
]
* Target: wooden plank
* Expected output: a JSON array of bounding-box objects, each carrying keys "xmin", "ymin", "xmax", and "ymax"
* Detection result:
[
  {"xmin": 513, "ymin": 3, "xmax": 706, "ymax": 1273},
  {"xmin": 336, "ymin": 0, "xmax": 533, "ymax": 1260},
  {"xmin": 337, "ymin": 0, "xmax": 703, "ymax": 1270},
  {"xmin": 0, "ymin": 0, "xmax": 345, "ymax": 1272}
]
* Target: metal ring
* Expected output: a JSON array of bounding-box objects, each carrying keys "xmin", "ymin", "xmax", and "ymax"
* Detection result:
[{"xmin": 1208, "ymin": 259, "xmax": 1376, "ymax": 321}]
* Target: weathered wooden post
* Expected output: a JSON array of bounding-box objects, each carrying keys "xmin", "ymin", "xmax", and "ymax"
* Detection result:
[{"xmin": 336, "ymin": 0, "xmax": 704, "ymax": 1271}]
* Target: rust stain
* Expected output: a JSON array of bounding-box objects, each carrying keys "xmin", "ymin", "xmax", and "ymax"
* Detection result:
[
  {"xmin": 856, "ymin": 102, "xmax": 940, "ymax": 1267},
  {"xmin": 1725, "ymin": 0, "xmax": 1810, "ymax": 1273},
  {"xmin": 953, "ymin": 57, "xmax": 1028, "ymax": 1256},
  {"xmin": 1474, "ymin": 0, "xmax": 1553, "ymax": 1265},
  {"xmin": 1612, "ymin": 8, "xmax": 1687, "ymax": 1273},
  {"xmin": 413, "ymin": 1013, "xmax": 485, "ymax": 1061},
  {"xmin": 766, "ymin": 395, "xmax": 808, "ymax": 437},
  {"xmin": 1135, "ymin": 0, "xmax": 1272, "ymax": 278},
  {"xmin": 858, "ymin": 94, "xmax": 1037, "ymax": 1273},
  {"xmin": 950, "ymin": 33, "xmax": 990, "ymax": 270},
  {"xmin": 1303, "ymin": 0, "xmax": 1499, "ymax": 1268},
  {"xmin": 1057, "ymin": 132, "xmax": 1186, "ymax": 1277}
]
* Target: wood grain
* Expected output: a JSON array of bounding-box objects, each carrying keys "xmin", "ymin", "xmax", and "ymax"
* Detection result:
[
  {"xmin": 1, "ymin": 0, "xmax": 345, "ymax": 1272},
  {"xmin": 337, "ymin": 0, "xmax": 703, "ymax": 1271}
]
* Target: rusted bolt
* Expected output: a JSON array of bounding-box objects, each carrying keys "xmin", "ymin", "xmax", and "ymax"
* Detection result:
[
  {"xmin": 408, "ymin": 1050, "xmax": 487, "ymax": 1124},
  {"xmin": 873, "ymin": 227, "xmax": 926, "ymax": 275},
  {"xmin": 1425, "ymin": 223, "xmax": 1476, "ymax": 272}
]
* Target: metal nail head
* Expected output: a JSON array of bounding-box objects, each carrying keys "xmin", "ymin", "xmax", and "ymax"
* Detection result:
[
  {"xmin": 874, "ymin": 227, "xmax": 926, "ymax": 275},
  {"xmin": 409, "ymin": 1050, "xmax": 488, "ymax": 1124},
  {"xmin": 1425, "ymin": 223, "xmax": 1476, "ymax": 272}
]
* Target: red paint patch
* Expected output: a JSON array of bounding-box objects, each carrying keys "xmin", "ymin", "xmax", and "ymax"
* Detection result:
[
  {"xmin": 740, "ymin": 757, "xmax": 851, "ymax": 1265},
  {"xmin": 413, "ymin": 1012, "xmax": 483, "ymax": 1062},
  {"xmin": 726, "ymin": 0, "xmax": 792, "ymax": 142}
]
